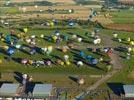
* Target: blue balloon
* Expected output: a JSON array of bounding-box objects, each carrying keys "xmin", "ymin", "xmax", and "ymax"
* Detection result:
[
  {"xmin": 64, "ymin": 35, "xmax": 69, "ymax": 41},
  {"xmin": 5, "ymin": 35, "xmax": 11, "ymax": 43},
  {"xmin": 30, "ymin": 49, "xmax": 36, "ymax": 55},
  {"xmin": 90, "ymin": 58, "xmax": 98, "ymax": 65},
  {"xmin": 79, "ymin": 51, "xmax": 85, "ymax": 58},
  {"xmin": 7, "ymin": 48, "xmax": 15, "ymax": 55},
  {"xmin": 86, "ymin": 55, "xmax": 93, "ymax": 61}
]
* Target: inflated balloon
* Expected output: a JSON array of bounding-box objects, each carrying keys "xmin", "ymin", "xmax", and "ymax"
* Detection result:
[
  {"xmin": 23, "ymin": 28, "xmax": 28, "ymax": 33},
  {"xmin": 26, "ymin": 38, "xmax": 31, "ymax": 43},
  {"xmin": 118, "ymin": 39, "xmax": 122, "ymax": 42},
  {"xmin": 3, "ymin": 45, "xmax": 9, "ymax": 50},
  {"xmin": 41, "ymin": 47, "xmax": 47, "ymax": 53},
  {"xmin": 40, "ymin": 34, "xmax": 44, "ymax": 38},
  {"xmin": 30, "ymin": 49, "xmax": 36, "ymax": 55},
  {"xmin": 1, "ymin": 38, "xmax": 5, "ymax": 42},
  {"xmin": 28, "ymin": 60, "xmax": 33, "ymax": 65},
  {"xmin": 79, "ymin": 51, "xmax": 85, "ymax": 58},
  {"xmin": 21, "ymin": 59, "xmax": 28, "ymax": 64},
  {"xmin": 130, "ymin": 41, "xmax": 134, "ymax": 46},
  {"xmin": 66, "ymin": 61, "xmax": 70, "ymax": 65},
  {"xmin": 72, "ymin": 34, "xmax": 77, "ymax": 39},
  {"xmin": 69, "ymin": 22, "xmax": 75, "ymax": 26},
  {"xmin": 78, "ymin": 38, "xmax": 82, "ymax": 42},
  {"xmin": 50, "ymin": 22, "xmax": 54, "ymax": 27},
  {"xmin": 47, "ymin": 46, "xmax": 53, "ymax": 52},
  {"xmin": 15, "ymin": 44, "xmax": 21, "ymax": 49},
  {"xmin": 77, "ymin": 61, "xmax": 83, "ymax": 66},
  {"xmin": 90, "ymin": 58, "xmax": 98, "ymax": 65},
  {"xmin": 60, "ymin": 61, "xmax": 64, "ymax": 65},
  {"xmin": 31, "ymin": 35, "xmax": 36, "ymax": 38},
  {"xmin": 113, "ymin": 34, "xmax": 118, "ymax": 38},
  {"xmin": 64, "ymin": 35, "xmax": 69, "ymax": 41},
  {"xmin": 127, "ymin": 38, "xmax": 131, "ymax": 42},
  {"xmin": 17, "ymin": 34, "xmax": 21, "ymax": 38},
  {"xmin": 7, "ymin": 47, "xmax": 15, "ymax": 55},
  {"xmin": 86, "ymin": 55, "xmax": 93, "ymax": 61},
  {"xmin": 34, "ymin": 5, "xmax": 38, "ymax": 8},
  {"xmin": 52, "ymin": 36, "xmax": 57, "ymax": 42},
  {"xmin": 46, "ymin": 60, "xmax": 51, "ymax": 65},
  {"xmin": 5, "ymin": 35, "xmax": 11, "ymax": 43},
  {"xmin": 64, "ymin": 55, "xmax": 69, "ymax": 61},
  {"xmin": 93, "ymin": 38, "xmax": 101, "ymax": 44}
]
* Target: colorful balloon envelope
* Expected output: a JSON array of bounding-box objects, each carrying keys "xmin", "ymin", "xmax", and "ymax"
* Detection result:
[{"xmin": 7, "ymin": 47, "xmax": 15, "ymax": 55}]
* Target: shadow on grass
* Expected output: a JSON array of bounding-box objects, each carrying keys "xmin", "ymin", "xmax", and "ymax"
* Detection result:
[
  {"xmin": 25, "ymin": 81, "xmax": 43, "ymax": 94},
  {"xmin": 69, "ymin": 76, "xmax": 78, "ymax": 83},
  {"xmin": 14, "ymin": 71, "xmax": 23, "ymax": 83},
  {"xmin": 107, "ymin": 82, "xmax": 125, "ymax": 96}
]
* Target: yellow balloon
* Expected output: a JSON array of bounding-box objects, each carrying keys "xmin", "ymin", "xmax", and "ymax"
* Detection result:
[
  {"xmin": 50, "ymin": 22, "xmax": 54, "ymax": 26},
  {"xmin": 17, "ymin": 34, "xmax": 21, "ymax": 38},
  {"xmin": 48, "ymin": 46, "xmax": 53, "ymax": 52},
  {"xmin": 1, "ymin": 38, "xmax": 4, "ymax": 41},
  {"xmin": 66, "ymin": 61, "xmax": 71, "ymax": 65},
  {"xmin": 23, "ymin": 28, "xmax": 28, "ymax": 33},
  {"xmin": 60, "ymin": 61, "xmax": 64, "ymax": 65},
  {"xmin": 3, "ymin": 45, "xmax": 9, "ymax": 50},
  {"xmin": 52, "ymin": 36, "xmax": 57, "ymax": 41},
  {"xmin": 130, "ymin": 41, "xmax": 134, "ymax": 46},
  {"xmin": 29, "ymin": 60, "xmax": 33, "ymax": 64}
]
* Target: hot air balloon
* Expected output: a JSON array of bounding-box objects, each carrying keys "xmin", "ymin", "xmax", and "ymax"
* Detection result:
[
  {"xmin": 7, "ymin": 47, "xmax": 15, "ymax": 56},
  {"xmin": 23, "ymin": 28, "xmax": 28, "ymax": 33}
]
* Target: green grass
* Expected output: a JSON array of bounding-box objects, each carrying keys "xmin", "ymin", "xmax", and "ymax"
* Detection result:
[
  {"xmin": 98, "ymin": 28, "xmax": 134, "ymax": 89},
  {"xmin": 0, "ymin": 27, "xmax": 110, "ymax": 75},
  {"xmin": 112, "ymin": 18, "xmax": 134, "ymax": 24},
  {"xmin": 110, "ymin": 10, "xmax": 134, "ymax": 24},
  {"xmin": 100, "ymin": 29, "xmax": 134, "ymax": 46},
  {"xmin": 0, "ymin": 7, "xmax": 21, "ymax": 15},
  {"xmin": 100, "ymin": 57, "xmax": 134, "ymax": 91}
]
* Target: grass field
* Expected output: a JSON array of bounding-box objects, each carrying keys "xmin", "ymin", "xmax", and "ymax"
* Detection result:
[
  {"xmin": 0, "ymin": 26, "xmax": 110, "ymax": 75},
  {"xmin": 109, "ymin": 10, "xmax": 134, "ymax": 24}
]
